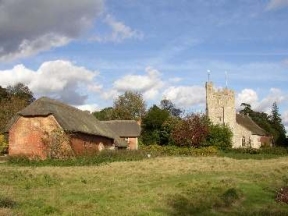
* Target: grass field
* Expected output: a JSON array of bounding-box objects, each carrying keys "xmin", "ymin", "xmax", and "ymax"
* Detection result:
[{"xmin": 1, "ymin": 156, "xmax": 288, "ymax": 215}]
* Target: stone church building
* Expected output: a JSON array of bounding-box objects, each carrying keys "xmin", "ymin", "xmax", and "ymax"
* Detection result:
[{"xmin": 206, "ymin": 82, "xmax": 269, "ymax": 148}]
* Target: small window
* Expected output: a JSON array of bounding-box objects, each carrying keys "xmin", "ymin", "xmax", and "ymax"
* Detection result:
[
  {"xmin": 124, "ymin": 137, "xmax": 130, "ymax": 143},
  {"xmin": 242, "ymin": 136, "xmax": 246, "ymax": 147}
]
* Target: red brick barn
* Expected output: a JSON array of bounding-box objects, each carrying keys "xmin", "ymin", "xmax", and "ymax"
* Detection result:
[
  {"xmin": 102, "ymin": 120, "xmax": 141, "ymax": 150},
  {"xmin": 6, "ymin": 97, "xmax": 126, "ymax": 159}
]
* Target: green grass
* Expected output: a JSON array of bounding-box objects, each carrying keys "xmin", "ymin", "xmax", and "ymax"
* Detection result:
[{"xmin": 1, "ymin": 156, "xmax": 288, "ymax": 215}]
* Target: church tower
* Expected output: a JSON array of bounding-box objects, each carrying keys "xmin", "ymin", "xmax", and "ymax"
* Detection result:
[{"xmin": 205, "ymin": 82, "xmax": 236, "ymax": 132}]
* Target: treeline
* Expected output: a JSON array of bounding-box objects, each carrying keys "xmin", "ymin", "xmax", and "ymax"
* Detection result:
[
  {"xmin": 0, "ymin": 83, "xmax": 35, "ymax": 132},
  {"xmin": 94, "ymin": 91, "xmax": 287, "ymax": 148},
  {"xmin": 93, "ymin": 91, "xmax": 233, "ymax": 149},
  {"xmin": 240, "ymin": 103, "xmax": 287, "ymax": 146}
]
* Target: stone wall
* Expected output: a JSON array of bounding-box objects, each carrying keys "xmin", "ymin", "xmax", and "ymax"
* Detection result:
[
  {"xmin": 205, "ymin": 82, "xmax": 236, "ymax": 130},
  {"xmin": 205, "ymin": 82, "xmax": 263, "ymax": 149}
]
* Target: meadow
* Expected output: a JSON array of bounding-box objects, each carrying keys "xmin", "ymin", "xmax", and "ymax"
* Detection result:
[{"xmin": 1, "ymin": 155, "xmax": 288, "ymax": 215}]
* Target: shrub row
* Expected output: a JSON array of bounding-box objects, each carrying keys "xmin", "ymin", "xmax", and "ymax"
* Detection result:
[
  {"xmin": 7, "ymin": 145, "xmax": 219, "ymax": 166},
  {"xmin": 7, "ymin": 150, "xmax": 148, "ymax": 167},
  {"xmin": 141, "ymin": 145, "xmax": 219, "ymax": 157},
  {"xmin": 223, "ymin": 146, "xmax": 288, "ymax": 155}
]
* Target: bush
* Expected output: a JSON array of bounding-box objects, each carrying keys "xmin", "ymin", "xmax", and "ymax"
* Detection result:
[
  {"xmin": 205, "ymin": 123, "xmax": 233, "ymax": 150},
  {"xmin": 0, "ymin": 134, "xmax": 8, "ymax": 155},
  {"xmin": 276, "ymin": 186, "xmax": 288, "ymax": 204},
  {"xmin": 171, "ymin": 114, "xmax": 209, "ymax": 147}
]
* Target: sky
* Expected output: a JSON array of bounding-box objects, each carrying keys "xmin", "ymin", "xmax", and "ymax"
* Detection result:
[{"xmin": 0, "ymin": 0, "xmax": 288, "ymax": 129}]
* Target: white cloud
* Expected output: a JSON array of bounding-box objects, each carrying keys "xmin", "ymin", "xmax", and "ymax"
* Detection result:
[
  {"xmin": 0, "ymin": 60, "xmax": 100, "ymax": 105},
  {"xmin": 92, "ymin": 14, "xmax": 143, "ymax": 43},
  {"xmin": 163, "ymin": 86, "xmax": 205, "ymax": 108},
  {"xmin": 112, "ymin": 66, "xmax": 164, "ymax": 100},
  {"xmin": 236, "ymin": 89, "xmax": 259, "ymax": 109},
  {"xmin": 0, "ymin": 0, "xmax": 104, "ymax": 61},
  {"xmin": 169, "ymin": 77, "xmax": 182, "ymax": 83},
  {"xmin": 266, "ymin": 0, "xmax": 288, "ymax": 10},
  {"xmin": 76, "ymin": 104, "xmax": 99, "ymax": 113},
  {"xmin": 236, "ymin": 88, "xmax": 286, "ymax": 113}
]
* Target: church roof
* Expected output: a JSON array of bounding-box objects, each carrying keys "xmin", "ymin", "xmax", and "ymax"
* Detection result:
[{"xmin": 236, "ymin": 114, "xmax": 267, "ymax": 136}]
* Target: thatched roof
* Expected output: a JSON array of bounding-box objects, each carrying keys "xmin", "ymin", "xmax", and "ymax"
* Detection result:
[
  {"xmin": 102, "ymin": 120, "xmax": 141, "ymax": 137},
  {"xmin": 236, "ymin": 114, "xmax": 267, "ymax": 136},
  {"xmin": 6, "ymin": 97, "xmax": 126, "ymax": 147}
]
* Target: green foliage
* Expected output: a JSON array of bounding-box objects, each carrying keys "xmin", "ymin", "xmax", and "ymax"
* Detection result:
[
  {"xmin": 6, "ymin": 83, "xmax": 35, "ymax": 104},
  {"xmin": 0, "ymin": 83, "xmax": 35, "ymax": 133},
  {"xmin": 220, "ymin": 146, "xmax": 288, "ymax": 160},
  {"xmin": 7, "ymin": 150, "xmax": 148, "ymax": 166},
  {"xmin": 141, "ymin": 105, "xmax": 170, "ymax": 145},
  {"xmin": 270, "ymin": 102, "xmax": 286, "ymax": 146},
  {"xmin": 0, "ymin": 134, "xmax": 8, "ymax": 155},
  {"xmin": 240, "ymin": 102, "xmax": 286, "ymax": 146},
  {"xmin": 93, "ymin": 107, "xmax": 114, "ymax": 120},
  {"xmin": 112, "ymin": 91, "xmax": 146, "ymax": 120},
  {"xmin": 205, "ymin": 123, "xmax": 233, "ymax": 150},
  {"xmin": 160, "ymin": 99, "xmax": 182, "ymax": 117},
  {"xmin": 141, "ymin": 145, "xmax": 218, "ymax": 157}
]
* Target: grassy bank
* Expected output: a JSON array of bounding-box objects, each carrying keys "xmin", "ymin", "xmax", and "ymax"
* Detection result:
[{"xmin": 1, "ymin": 156, "xmax": 288, "ymax": 215}]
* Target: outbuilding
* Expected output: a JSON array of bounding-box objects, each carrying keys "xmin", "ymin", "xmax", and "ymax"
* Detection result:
[{"xmin": 5, "ymin": 97, "xmax": 126, "ymax": 159}]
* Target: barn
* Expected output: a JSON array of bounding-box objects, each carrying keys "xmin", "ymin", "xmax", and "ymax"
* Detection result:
[
  {"xmin": 102, "ymin": 120, "xmax": 141, "ymax": 150},
  {"xmin": 5, "ymin": 97, "xmax": 126, "ymax": 159}
]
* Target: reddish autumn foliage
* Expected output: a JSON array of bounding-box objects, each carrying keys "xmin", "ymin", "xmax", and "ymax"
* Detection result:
[
  {"xmin": 171, "ymin": 114, "xmax": 209, "ymax": 147},
  {"xmin": 276, "ymin": 186, "xmax": 288, "ymax": 204}
]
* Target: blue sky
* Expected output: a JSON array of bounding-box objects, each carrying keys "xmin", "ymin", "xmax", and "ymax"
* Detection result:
[{"xmin": 0, "ymin": 0, "xmax": 288, "ymax": 128}]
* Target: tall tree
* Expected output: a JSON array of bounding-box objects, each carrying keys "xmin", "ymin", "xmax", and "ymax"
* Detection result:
[
  {"xmin": 112, "ymin": 91, "xmax": 146, "ymax": 120},
  {"xmin": 269, "ymin": 102, "xmax": 286, "ymax": 145},
  {"xmin": 160, "ymin": 99, "xmax": 182, "ymax": 117},
  {"xmin": 141, "ymin": 105, "xmax": 170, "ymax": 145}
]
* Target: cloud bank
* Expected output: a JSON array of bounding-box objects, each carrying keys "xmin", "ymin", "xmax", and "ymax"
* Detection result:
[
  {"xmin": 0, "ymin": 0, "xmax": 104, "ymax": 61},
  {"xmin": 0, "ymin": 60, "xmax": 100, "ymax": 105}
]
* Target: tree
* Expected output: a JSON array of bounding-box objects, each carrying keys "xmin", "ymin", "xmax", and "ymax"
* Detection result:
[
  {"xmin": 0, "ymin": 83, "xmax": 35, "ymax": 133},
  {"xmin": 160, "ymin": 99, "xmax": 182, "ymax": 117},
  {"xmin": 141, "ymin": 105, "xmax": 170, "ymax": 145},
  {"xmin": 6, "ymin": 83, "xmax": 35, "ymax": 104},
  {"xmin": 239, "ymin": 103, "xmax": 252, "ymax": 116},
  {"xmin": 239, "ymin": 102, "xmax": 287, "ymax": 146},
  {"xmin": 171, "ymin": 114, "xmax": 209, "ymax": 147},
  {"xmin": 93, "ymin": 107, "xmax": 114, "ymax": 120},
  {"xmin": 269, "ymin": 102, "xmax": 286, "ymax": 145},
  {"xmin": 112, "ymin": 91, "xmax": 146, "ymax": 120}
]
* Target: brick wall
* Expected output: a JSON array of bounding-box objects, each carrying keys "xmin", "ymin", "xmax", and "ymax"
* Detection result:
[
  {"xmin": 9, "ymin": 115, "xmax": 115, "ymax": 159},
  {"xmin": 9, "ymin": 115, "xmax": 60, "ymax": 159},
  {"xmin": 70, "ymin": 133, "xmax": 114, "ymax": 156}
]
